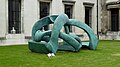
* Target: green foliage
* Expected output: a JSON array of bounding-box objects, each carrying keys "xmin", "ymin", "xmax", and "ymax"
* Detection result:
[{"xmin": 0, "ymin": 40, "xmax": 120, "ymax": 67}]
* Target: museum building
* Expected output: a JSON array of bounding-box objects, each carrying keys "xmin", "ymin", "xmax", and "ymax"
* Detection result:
[{"xmin": 1, "ymin": 0, "xmax": 120, "ymax": 45}]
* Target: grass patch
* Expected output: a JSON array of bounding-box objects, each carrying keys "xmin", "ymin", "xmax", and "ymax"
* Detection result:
[{"xmin": 0, "ymin": 40, "xmax": 120, "ymax": 67}]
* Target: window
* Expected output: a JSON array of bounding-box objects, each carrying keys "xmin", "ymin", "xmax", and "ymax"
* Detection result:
[
  {"xmin": 65, "ymin": 4, "xmax": 73, "ymax": 32},
  {"xmin": 40, "ymin": 2, "xmax": 50, "ymax": 31},
  {"xmin": 65, "ymin": 4, "xmax": 73, "ymax": 19},
  {"xmin": 111, "ymin": 8, "xmax": 119, "ymax": 31},
  {"xmin": 85, "ymin": 7, "xmax": 92, "ymax": 27},
  {"xmin": 83, "ymin": 2, "xmax": 94, "ymax": 28},
  {"xmin": 8, "ymin": 0, "xmax": 21, "ymax": 34}
]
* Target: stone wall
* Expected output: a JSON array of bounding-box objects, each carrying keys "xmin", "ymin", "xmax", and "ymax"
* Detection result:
[
  {"xmin": 100, "ymin": 0, "xmax": 108, "ymax": 34},
  {"xmin": 99, "ymin": 0, "xmax": 120, "ymax": 40}
]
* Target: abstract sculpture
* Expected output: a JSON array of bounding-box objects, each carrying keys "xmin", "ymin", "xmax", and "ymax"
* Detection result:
[{"xmin": 28, "ymin": 14, "xmax": 98, "ymax": 55}]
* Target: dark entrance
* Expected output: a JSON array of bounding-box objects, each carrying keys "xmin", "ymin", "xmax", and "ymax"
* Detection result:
[
  {"xmin": 111, "ymin": 8, "xmax": 119, "ymax": 31},
  {"xmin": 85, "ymin": 7, "xmax": 92, "ymax": 27},
  {"xmin": 8, "ymin": 0, "xmax": 21, "ymax": 34}
]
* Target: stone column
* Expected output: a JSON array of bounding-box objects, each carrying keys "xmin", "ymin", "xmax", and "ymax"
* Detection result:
[
  {"xmin": 108, "ymin": 10, "xmax": 111, "ymax": 30},
  {"xmin": 24, "ymin": 0, "xmax": 38, "ymax": 36},
  {"xmin": 0, "ymin": 0, "xmax": 6, "ymax": 38},
  {"xmin": 51, "ymin": 0, "xmax": 63, "ymax": 15}
]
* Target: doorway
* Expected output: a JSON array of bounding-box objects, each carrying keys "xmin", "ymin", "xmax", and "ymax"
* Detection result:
[{"xmin": 8, "ymin": 0, "xmax": 21, "ymax": 34}]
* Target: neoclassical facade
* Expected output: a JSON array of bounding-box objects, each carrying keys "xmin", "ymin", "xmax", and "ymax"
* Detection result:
[
  {"xmin": 100, "ymin": 0, "xmax": 120, "ymax": 40},
  {"xmin": 0, "ymin": 0, "xmax": 106, "ymax": 45}
]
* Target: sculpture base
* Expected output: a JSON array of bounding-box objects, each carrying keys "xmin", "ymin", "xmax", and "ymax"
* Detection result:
[{"xmin": 28, "ymin": 40, "xmax": 50, "ymax": 54}]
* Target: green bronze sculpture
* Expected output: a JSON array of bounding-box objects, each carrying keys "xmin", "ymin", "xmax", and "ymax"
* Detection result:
[{"xmin": 28, "ymin": 14, "xmax": 98, "ymax": 56}]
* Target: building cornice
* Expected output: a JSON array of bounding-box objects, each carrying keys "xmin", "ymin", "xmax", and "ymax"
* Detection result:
[
  {"xmin": 106, "ymin": 1, "xmax": 120, "ymax": 9},
  {"xmin": 83, "ymin": 2, "xmax": 94, "ymax": 7},
  {"xmin": 106, "ymin": 1, "xmax": 120, "ymax": 5},
  {"xmin": 62, "ymin": 0, "xmax": 76, "ymax": 4}
]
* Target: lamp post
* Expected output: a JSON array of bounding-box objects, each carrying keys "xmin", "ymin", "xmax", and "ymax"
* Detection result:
[{"xmin": 97, "ymin": 0, "xmax": 99, "ymax": 39}]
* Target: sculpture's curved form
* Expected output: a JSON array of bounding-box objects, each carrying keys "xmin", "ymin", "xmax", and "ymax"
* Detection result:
[
  {"xmin": 28, "ymin": 14, "xmax": 98, "ymax": 54},
  {"xmin": 68, "ymin": 19, "xmax": 98, "ymax": 50}
]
